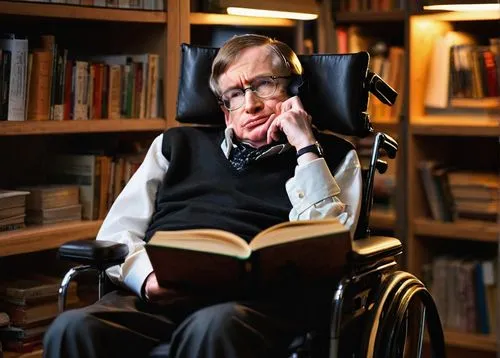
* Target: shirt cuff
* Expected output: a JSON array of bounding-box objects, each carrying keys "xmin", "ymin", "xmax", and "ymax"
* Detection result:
[
  {"xmin": 286, "ymin": 158, "xmax": 341, "ymax": 215},
  {"xmin": 122, "ymin": 249, "xmax": 154, "ymax": 297}
]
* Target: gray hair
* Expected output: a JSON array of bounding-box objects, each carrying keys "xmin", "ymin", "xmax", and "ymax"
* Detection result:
[{"xmin": 209, "ymin": 34, "xmax": 302, "ymax": 96}]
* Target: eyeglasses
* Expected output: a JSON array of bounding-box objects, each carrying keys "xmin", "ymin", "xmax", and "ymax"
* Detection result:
[{"xmin": 219, "ymin": 75, "xmax": 290, "ymax": 111}]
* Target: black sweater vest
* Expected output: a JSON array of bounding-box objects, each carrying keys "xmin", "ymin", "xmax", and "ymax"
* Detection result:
[{"xmin": 144, "ymin": 127, "xmax": 354, "ymax": 243}]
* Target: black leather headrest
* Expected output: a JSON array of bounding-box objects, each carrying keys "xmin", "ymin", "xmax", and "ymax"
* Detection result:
[{"xmin": 176, "ymin": 43, "xmax": 372, "ymax": 137}]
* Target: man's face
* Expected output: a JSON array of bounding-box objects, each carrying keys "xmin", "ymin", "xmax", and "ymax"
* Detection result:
[{"xmin": 218, "ymin": 45, "xmax": 289, "ymax": 148}]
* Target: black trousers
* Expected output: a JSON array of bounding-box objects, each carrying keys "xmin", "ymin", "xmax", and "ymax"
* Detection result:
[{"xmin": 43, "ymin": 286, "xmax": 331, "ymax": 358}]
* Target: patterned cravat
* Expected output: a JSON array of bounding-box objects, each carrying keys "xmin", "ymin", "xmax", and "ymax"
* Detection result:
[{"xmin": 229, "ymin": 141, "xmax": 276, "ymax": 172}]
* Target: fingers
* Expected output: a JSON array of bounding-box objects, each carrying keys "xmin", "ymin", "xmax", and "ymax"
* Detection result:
[
  {"xmin": 267, "ymin": 114, "xmax": 281, "ymax": 144},
  {"xmin": 281, "ymin": 96, "xmax": 304, "ymax": 112}
]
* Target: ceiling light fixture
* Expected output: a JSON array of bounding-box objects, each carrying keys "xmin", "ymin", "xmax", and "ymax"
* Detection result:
[
  {"xmin": 226, "ymin": 7, "xmax": 318, "ymax": 20},
  {"xmin": 423, "ymin": 1, "xmax": 499, "ymax": 11}
]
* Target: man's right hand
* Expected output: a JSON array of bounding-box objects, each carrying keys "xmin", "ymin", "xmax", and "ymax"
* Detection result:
[{"xmin": 144, "ymin": 272, "xmax": 185, "ymax": 305}]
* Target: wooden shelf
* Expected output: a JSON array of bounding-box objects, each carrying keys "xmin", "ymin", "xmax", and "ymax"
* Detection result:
[
  {"xmin": 410, "ymin": 115, "xmax": 500, "ymax": 137},
  {"xmin": 450, "ymin": 97, "xmax": 500, "ymax": 110},
  {"xmin": 0, "ymin": 119, "xmax": 166, "ymax": 136},
  {"xmin": 414, "ymin": 218, "xmax": 499, "ymax": 243},
  {"xmin": 371, "ymin": 117, "xmax": 400, "ymax": 132},
  {"xmin": 0, "ymin": 220, "xmax": 102, "ymax": 257},
  {"xmin": 190, "ymin": 12, "xmax": 296, "ymax": 27},
  {"xmin": 0, "ymin": 0, "xmax": 167, "ymax": 22},
  {"xmin": 334, "ymin": 10, "xmax": 406, "ymax": 23},
  {"xmin": 4, "ymin": 349, "xmax": 43, "ymax": 358},
  {"xmin": 370, "ymin": 209, "xmax": 396, "ymax": 230},
  {"xmin": 444, "ymin": 330, "xmax": 497, "ymax": 352}
]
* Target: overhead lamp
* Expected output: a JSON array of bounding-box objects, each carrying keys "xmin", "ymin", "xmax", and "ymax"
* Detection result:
[
  {"xmin": 423, "ymin": 0, "xmax": 499, "ymax": 11},
  {"xmin": 214, "ymin": 0, "xmax": 319, "ymax": 20},
  {"xmin": 226, "ymin": 7, "xmax": 318, "ymax": 20}
]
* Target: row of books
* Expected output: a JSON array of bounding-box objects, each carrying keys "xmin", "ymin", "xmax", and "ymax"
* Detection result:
[
  {"xmin": 335, "ymin": 0, "xmax": 406, "ymax": 12},
  {"xmin": 1, "ymin": 150, "xmax": 145, "ymax": 230},
  {"xmin": 0, "ymin": 190, "xmax": 29, "ymax": 232},
  {"xmin": 0, "ymin": 34, "xmax": 161, "ymax": 121},
  {"xmin": 425, "ymin": 32, "xmax": 499, "ymax": 110},
  {"xmin": 423, "ymin": 256, "xmax": 497, "ymax": 335},
  {"xmin": 0, "ymin": 274, "xmax": 79, "ymax": 353},
  {"xmin": 450, "ymin": 44, "xmax": 499, "ymax": 100},
  {"xmin": 0, "ymin": 186, "xmax": 82, "ymax": 232},
  {"xmin": 6, "ymin": 0, "xmax": 165, "ymax": 10},
  {"xmin": 418, "ymin": 161, "xmax": 499, "ymax": 223},
  {"xmin": 335, "ymin": 26, "xmax": 406, "ymax": 120},
  {"xmin": 50, "ymin": 152, "xmax": 145, "ymax": 220}
]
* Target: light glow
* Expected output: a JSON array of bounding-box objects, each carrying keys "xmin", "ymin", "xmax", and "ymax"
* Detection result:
[
  {"xmin": 423, "ymin": 3, "xmax": 499, "ymax": 11},
  {"xmin": 226, "ymin": 7, "xmax": 318, "ymax": 20}
]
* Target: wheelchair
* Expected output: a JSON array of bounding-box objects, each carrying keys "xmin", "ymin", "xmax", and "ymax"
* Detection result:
[{"xmin": 56, "ymin": 44, "xmax": 446, "ymax": 358}]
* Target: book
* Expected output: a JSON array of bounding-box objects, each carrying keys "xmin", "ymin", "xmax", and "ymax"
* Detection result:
[
  {"xmin": 26, "ymin": 50, "xmax": 52, "ymax": 121},
  {"xmin": 50, "ymin": 154, "xmax": 102, "ymax": 220},
  {"xmin": 425, "ymin": 31, "xmax": 476, "ymax": 109},
  {"xmin": 0, "ymin": 274, "xmax": 77, "ymax": 306},
  {"xmin": 0, "ymin": 190, "xmax": 29, "ymax": 210},
  {"xmin": 18, "ymin": 185, "xmax": 80, "ymax": 210},
  {"xmin": 0, "ymin": 206, "xmax": 25, "ymax": 220},
  {"xmin": 0, "ymin": 49, "xmax": 12, "ymax": 121},
  {"xmin": 0, "ymin": 34, "xmax": 28, "ymax": 121},
  {"xmin": 26, "ymin": 204, "xmax": 82, "ymax": 225},
  {"xmin": 146, "ymin": 218, "xmax": 351, "ymax": 291},
  {"xmin": 0, "ymin": 295, "xmax": 79, "ymax": 327},
  {"xmin": 0, "ymin": 312, "xmax": 9, "ymax": 327},
  {"xmin": 0, "ymin": 324, "xmax": 48, "ymax": 343}
]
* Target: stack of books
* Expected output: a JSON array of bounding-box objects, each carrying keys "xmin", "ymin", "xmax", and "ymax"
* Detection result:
[
  {"xmin": 0, "ymin": 275, "xmax": 78, "ymax": 353},
  {"xmin": 0, "ymin": 190, "xmax": 30, "ymax": 232},
  {"xmin": 18, "ymin": 185, "xmax": 82, "ymax": 225},
  {"xmin": 0, "ymin": 312, "xmax": 9, "ymax": 355},
  {"xmin": 448, "ymin": 171, "xmax": 499, "ymax": 222}
]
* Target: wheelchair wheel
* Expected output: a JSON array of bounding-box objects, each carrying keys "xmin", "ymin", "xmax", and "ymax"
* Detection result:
[{"xmin": 358, "ymin": 271, "xmax": 446, "ymax": 358}]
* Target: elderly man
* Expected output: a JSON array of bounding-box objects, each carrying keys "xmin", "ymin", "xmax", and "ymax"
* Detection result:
[{"xmin": 43, "ymin": 34, "xmax": 361, "ymax": 358}]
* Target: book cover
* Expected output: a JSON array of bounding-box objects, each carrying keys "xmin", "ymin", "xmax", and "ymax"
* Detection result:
[
  {"xmin": 0, "ymin": 34, "xmax": 28, "ymax": 121},
  {"xmin": 146, "ymin": 219, "xmax": 351, "ymax": 292},
  {"xmin": 18, "ymin": 185, "xmax": 80, "ymax": 211}
]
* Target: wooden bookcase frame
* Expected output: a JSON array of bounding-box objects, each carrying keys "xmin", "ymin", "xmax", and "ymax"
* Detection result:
[{"xmin": 407, "ymin": 9, "xmax": 499, "ymax": 357}]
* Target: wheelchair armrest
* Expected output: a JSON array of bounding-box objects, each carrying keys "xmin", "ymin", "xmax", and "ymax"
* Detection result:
[
  {"xmin": 350, "ymin": 236, "xmax": 402, "ymax": 264},
  {"xmin": 58, "ymin": 240, "xmax": 129, "ymax": 270}
]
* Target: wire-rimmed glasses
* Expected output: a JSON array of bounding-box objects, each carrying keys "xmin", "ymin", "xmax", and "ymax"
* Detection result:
[{"xmin": 219, "ymin": 75, "xmax": 290, "ymax": 111}]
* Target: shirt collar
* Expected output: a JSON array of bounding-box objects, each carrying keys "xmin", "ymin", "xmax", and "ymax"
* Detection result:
[{"xmin": 221, "ymin": 127, "xmax": 291, "ymax": 160}]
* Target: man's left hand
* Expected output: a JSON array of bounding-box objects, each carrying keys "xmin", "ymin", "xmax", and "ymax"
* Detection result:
[{"xmin": 266, "ymin": 96, "xmax": 316, "ymax": 150}]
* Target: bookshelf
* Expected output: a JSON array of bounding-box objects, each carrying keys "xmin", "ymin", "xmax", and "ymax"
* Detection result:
[
  {"xmin": 0, "ymin": 1, "xmax": 169, "ymax": 242},
  {"xmin": 0, "ymin": 1, "xmax": 171, "ymax": 354},
  {"xmin": 0, "ymin": 1, "xmax": 313, "ymax": 355},
  {"xmin": 4, "ymin": 349, "xmax": 42, "ymax": 358},
  {"xmin": 408, "ymin": 7, "xmax": 499, "ymax": 357},
  {"xmin": 0, "ymin": 0, "xmax": 167, "ymax": 22},
  {"xmin": 335, "ymin": 9, "xmax": 406, "ymax": 23},
  {"xmin": 332, "ymin": 6, "xmax": 407, "ymax": 235},
  {"xmin": 410, "ymin": 115, "xmax": 500, "ymax": 136},
  {"xmin": 0, "ymin": 119, "xmax": 167, "ymax": 135},
  {"xmin": 0, "ymin": 220, "xmax": 102, "ymax": 257},
  {"xmin": 334, "ymin": 2, "xmax": 499, "ymax": 355}
]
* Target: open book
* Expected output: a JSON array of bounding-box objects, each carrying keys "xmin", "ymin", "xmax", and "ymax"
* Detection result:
[{"xmin": 146, "ymin": 219, "xmax": 352, "ymax": 291}]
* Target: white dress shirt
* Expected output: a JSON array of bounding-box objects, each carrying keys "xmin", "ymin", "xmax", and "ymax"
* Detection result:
[{"xmin": 97, "ymin": 128, "xmax": 362, "ymax": 296}]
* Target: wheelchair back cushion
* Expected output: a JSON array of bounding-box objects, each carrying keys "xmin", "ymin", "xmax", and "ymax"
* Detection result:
[{"xmin": 176, "ymin": 43, "xmax": 372, "ymax": 137}]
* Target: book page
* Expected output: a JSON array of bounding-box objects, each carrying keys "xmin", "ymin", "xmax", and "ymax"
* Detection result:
[
  {"xmin": 249, "ymin": 218, "xmax": 348, "ymax": 251},
  {"xmin": 148, "ymin": 229, "xmax": 251, "ymax": 259}
]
